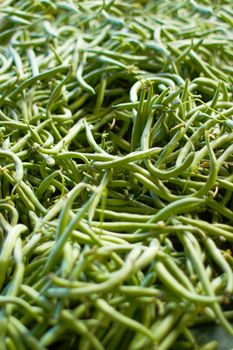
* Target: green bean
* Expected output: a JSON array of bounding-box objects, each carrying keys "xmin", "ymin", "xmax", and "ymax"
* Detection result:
[
  {"xmin": 0, "ymin": 150, "xmax": 23, "ymax": 185},
  {"xmin": 14, "ymin": 178, "xmax": 46, "ymax": 214},
  {"xmin": 46, "ymin": 248, "xmax": 142, "ymax": 298},
  {"xmin": 132, "ymin": 171, "xmax": 177, "ymax": 202},
  {"xmin": 0, "ymin": 311, "xmax": 7, "ymax": 350},
  {"xmin": 84, "ymin": 121, "xmax": 109, "ymax": 154},
  {"xmin": 93, "ymin": 147, "xmax": 161, "ymax": 169},
  {"xmin": 130, "ymin": 306, "xmax": 186, "ymax": 350},
  {"xmin": 9, "ymin": 65, "xmax": 71, "ymax": 100},
  {"xmin": 60, "ymin": 310, "xmax": 104, "ymax": 350},
  {"xmin": 155, "ymin": 112, "xmax": 198, "ymax": 167},
  {"xmin": 204, "ymin": 236, "xmax": 233, "ymax": 294},
  {"xmin": 9, "ymin": 317, "xmax": 46, "ymax": 350},
  {"xmin": 191, "ymin": 135, "xmax": 218, "ymax": 197},
  {"xmin": 27, "ymin": 47, "xmax": 39, "ymax": 76},
  {"xmin": 207, "ymin": 199, "xmax": 233, "ymax": 222},
  {"xmin": 92, "ymin": 209, "xmax": 153, "ymax": 222},
  {"xmin": 10, "ymin": 119, "xmax": 51, "ymax": 153},
  {"xmin": 95, "ymin": 298, "xmax": 157, "ymax": 343},
  {"xmin": 85, "ymin": 48, "xmax": 148, "ymax": 62},
  {"xmin": 7, "ymin": 322, "xmax": 26, "ymax": 350},
  {"xmin": 179, "ymin": 216, "xmax": 233, "ymax": 241},
  {"xmin": 142, "ymin": 112, "xmax": 195, "ymax": 179},
  {"xmin": 157, "ymin": 307, "xmax": 196, "ymax": 350},
  {"xmin": 155, "ymin": 261, "xmax": 219, "ymax": 304},
  {"xmin": 0, "ymin": 223, "xmax": 27, "ymax": 289},
  {"xmin": 43, "ymin": 177, "xmax": 110, "ymax": 272},
  {"xmin": 89, "ymin": 221, "xmax": 166, "ymax": 232},
  {"xmin": 179, "ymin": 232, "xmax": 233, "ymax": 335},
  {"xmin": 109, "ymin": 132, "xmax": 130, "ymax": 152},
  {"xmin": 9, "ymin": 47, "xmax": 25, "ymax": 80},
  {"xmin": 0, "ymin": 204, "xmax": 18, "ymax": 226},
  {"xmin": 38, "ymin": 119, "xmax": 85, "ymax": 154},
  {"xmin": 143, "ymin": 197, "xmax": 203, "ymax": 226},
  {"xmin": 94, "ymin": 78, "xmax": 107, "ymax": 114},
  {"xmin": 20, "ymin": 285, "xmax": 51, "ymax": 311},
  {"xmin": 199, "ymin": 340, "xmax": 218, "ymax": 350},
  {"xmin": 130, "ymin": 78, "xmax": 175, "ymax": 103},
  {"xmin": 55, "ymin": 182, "xmax": 95, "ymax": 240},
  {"xmin": 97, "ymin": 54, "xmax": 128, "ymax": 69},
  {"xmin": 0, "ymin": 296, "xmax": 41, "ymax": 321},
  {"xmin": 35, "ymin": 170, "xmax": 63, "ymax": 200},
  {"xmin": 189, "ymin": 132, "xmax": 233, "ymax": 172},
  {"xmin": 6, "ymin": 337, "xmax": 17, "ymax": 350},
  {"xmin": 161, "ymin": 254, "xmax": 195, "ymax": 292},
  {"xmin": 5, "ymin": 238, "xmax": 24, "ymax": 316},
  {"xmin": 217, "ymin": 143, "xmax": 233, "ymax": 170},
  {"xmin": 47, "ymin": 69, "xmax": 72, "ymax": 115},
  {"xmin": 77, "ymin": 58, "xmax": 96, "ymax": 95}
]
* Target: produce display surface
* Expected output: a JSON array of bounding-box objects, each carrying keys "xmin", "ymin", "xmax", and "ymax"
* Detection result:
[{"xmin": 0, "ymin": 0, "xmax": 233, "ymax": 349}]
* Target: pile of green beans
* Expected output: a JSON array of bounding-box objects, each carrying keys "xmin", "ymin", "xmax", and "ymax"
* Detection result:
[{"xmin": 0, "ymin": 0, "xmax": 233, "ymax": 349}]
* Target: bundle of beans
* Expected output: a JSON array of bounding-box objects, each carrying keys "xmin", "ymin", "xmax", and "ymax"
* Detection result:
[{"xmin": 0, "ymin": 0, "xmax": 233, "ymax": 349}]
